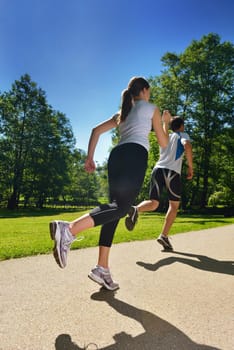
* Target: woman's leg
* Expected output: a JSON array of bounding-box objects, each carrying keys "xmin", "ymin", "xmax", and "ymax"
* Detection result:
[
  {"xmin": 50, "ymin": 144, "xmax": 147, "ymax": 270},
  {"xmin": 69, "ymin": 213, "xmax": 95, "ymax": 235},
  {"xmin": 88, "ymin": 244, "xmax": 119, "ymax": 290},
  {"xmin": 97, "ymin": 143, "xmax": 148, "ymax": 246},
  {"xmin": 97, "ymin": 245, "xmax": 111, "ymax": 268},
  {"xmin": 93, "ymin": 145, "xmax": 148, "ymax": 282}
]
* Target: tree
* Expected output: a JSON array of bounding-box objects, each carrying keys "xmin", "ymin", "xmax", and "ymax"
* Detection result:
[
  {"xmin": 64, "ymin": 149, "xmax": 99, "ymax": 207},
  {"xmin": 0, "ymin": 74, "xmax": 76, "ymax": 209},
  {"xmin": 150, "ymin": 33, "xmax": 234, "ymax": 208}
]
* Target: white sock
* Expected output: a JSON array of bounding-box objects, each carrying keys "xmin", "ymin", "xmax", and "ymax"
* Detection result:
[{"xmin": 97, "ymin": 265, "xmax": 109, "ymax": 272}]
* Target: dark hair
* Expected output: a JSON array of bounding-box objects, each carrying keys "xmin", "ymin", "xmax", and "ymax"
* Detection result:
[
  {"xmin": 119, "ymin": 77, "xmax": 150, "ymax": 122},
  {"xmin": 170, "ymin": 116, "xmax": 184, "ymax": 131}
]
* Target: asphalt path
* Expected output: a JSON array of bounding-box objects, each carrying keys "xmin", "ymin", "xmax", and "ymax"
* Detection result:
[{"xmin": 0, "ymin": 224, "xmax": 234, "ymax": 350}]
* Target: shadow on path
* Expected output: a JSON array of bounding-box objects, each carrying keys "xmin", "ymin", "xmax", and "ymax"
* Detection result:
[
  {"xmin": 55, "ymin": 334, "xmax": 98, "ymax": 349},
  {"xmin": 137, "ymin": 251, "xmax": 234, "ymax": 276},
  {"xmin": 55, "ymin": 288, "xmax": 221, "ymax": 349}
]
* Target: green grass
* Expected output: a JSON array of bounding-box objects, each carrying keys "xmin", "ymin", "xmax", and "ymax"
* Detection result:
[{"xmin": 0, "ymin": 208, "xmax": 233, "ymax": 261}]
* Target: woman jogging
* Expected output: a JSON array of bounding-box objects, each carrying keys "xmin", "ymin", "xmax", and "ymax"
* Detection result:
[{"xmin": 50, "ymin": 76, "xmax": 171, "ymax": 290}]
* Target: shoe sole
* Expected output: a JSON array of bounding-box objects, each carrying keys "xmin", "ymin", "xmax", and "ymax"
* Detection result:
[
  {"xmin": 49, "ymin": 221, "xmax": 64, "ymax": 268},
  {"xmin": 88, "ymin": 272, "xmax": 119, "ymax": 291},
  {"xmin": 88, "ymin": 272, "xmax": 103, "ymax": 285},
  {"xmin": 157, "ymin": 238, "xmax": 173, "ymax": 251},
  {"xmin": 125, "ymin": 217, "xmax": 135, "ymax": 231}
]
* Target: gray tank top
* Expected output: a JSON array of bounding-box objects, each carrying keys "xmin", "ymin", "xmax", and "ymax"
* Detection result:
[{"xmin": 118, "ymin": 100, "xmax": 156, "ymax": 151}]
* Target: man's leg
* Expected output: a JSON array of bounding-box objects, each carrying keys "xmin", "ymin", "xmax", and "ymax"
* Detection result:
[
  {"xmin": 137, "ymin": 199, "xmax": 159, "ymax": 213},
  {"xmin": 125, "ymin": 199, "xmax": 159, "ymax": 231},
  {"xmin": 161, "ymin": 200, "xmax": 180, "ymax": 236},
  {"xmin": 125, "ymin": 167, "xmax": 163, "ymax": 231},
  {"xmin": 157, "ymin": 200, "xmax": 180, "ymax": 250}
]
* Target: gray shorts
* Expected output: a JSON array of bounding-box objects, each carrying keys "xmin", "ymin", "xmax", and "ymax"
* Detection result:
[{"xmin": 149, "ymin": 168, "xmax": 181, "ymax": 202}]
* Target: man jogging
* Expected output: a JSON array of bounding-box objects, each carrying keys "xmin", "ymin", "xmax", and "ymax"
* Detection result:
[{"xmin": 125, "ymin": 116, "xmax": 193, "ymax": 250}]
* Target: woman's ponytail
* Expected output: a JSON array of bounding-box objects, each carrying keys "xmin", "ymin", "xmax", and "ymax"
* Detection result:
[
  {"xmin": 119, "ymin": 77, "xmax": 150, "ymax": 122},
  {"xmin": 119, "ymin": 89, "xmax": 133, "ymax": 122}
]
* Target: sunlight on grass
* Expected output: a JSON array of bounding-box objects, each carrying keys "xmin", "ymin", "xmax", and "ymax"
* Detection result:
[{"xmin": 0, "ymin": 210, "xmax": 233, "ymax": 260}]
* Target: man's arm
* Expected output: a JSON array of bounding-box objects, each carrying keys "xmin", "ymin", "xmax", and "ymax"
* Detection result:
[{"xmin": 184, "ymin": 141, "xmax": 193, "ymax": 179}]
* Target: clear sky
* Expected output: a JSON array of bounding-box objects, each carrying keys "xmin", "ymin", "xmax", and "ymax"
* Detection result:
[{"xmin": 1, "ymin": 0, "xmax": 233, "ymax": 164}]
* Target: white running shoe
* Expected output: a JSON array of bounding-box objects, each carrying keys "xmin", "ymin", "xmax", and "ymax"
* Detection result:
[
  {"xmin": 49, "ymin": 220, "xmax": 75, "ymax": 268},
  {"xmin": 88, "ymin": 266, "xmax": 119, "ymax": 291}
]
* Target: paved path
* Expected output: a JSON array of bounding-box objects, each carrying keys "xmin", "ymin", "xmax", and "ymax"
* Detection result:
[{"xmin": 0, "ymin": 225, "xmax": 234, "ymax": 350}]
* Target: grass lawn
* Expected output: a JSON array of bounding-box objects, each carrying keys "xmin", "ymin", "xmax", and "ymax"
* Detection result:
[{"xmin": 0, "ymin": 208, "xmax": 233, "ymax": 260}]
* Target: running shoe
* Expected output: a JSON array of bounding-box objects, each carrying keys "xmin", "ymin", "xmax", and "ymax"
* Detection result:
[
  {"xmin": 125, "ymin": 206, "xmax": 138, "ymax": 231},
  {"xmin": 157, "ymin": 234, "xmax": 173, "ymax": 250},
  {"xmin": 88, "ymin": 266, "xmax": 119, "ymax": 291},
  {"xmin": 49, "ymin": 220, "xmax": 75, "ymax": 268}
]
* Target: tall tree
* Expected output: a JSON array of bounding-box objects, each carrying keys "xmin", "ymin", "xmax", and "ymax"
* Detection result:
[
  {"xmin": 150, "ymin": 33, "xmax": 234, "ymax": 207},
  {"xmin": 0, "ymin": 74, "xmax": 75, "ymax": 209}
]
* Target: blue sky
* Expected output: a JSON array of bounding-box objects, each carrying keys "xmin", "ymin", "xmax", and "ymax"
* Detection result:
[{"xmin": 0, "ymin": 0, "xmax": 233, "ymax": 164}]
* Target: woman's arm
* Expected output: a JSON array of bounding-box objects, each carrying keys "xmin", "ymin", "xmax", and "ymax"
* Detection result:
[
  {"xmin": 152, "ymin": 108, "xmax": 171, "ymax": 148},
  {"xmin": 85, "ymin": 114, "xmax": 118, "ymax": 173}
]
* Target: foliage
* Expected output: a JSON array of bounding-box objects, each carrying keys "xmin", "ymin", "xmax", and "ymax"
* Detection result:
[
  {"xmin": 0, "ymin": 33, "xmax": 233, "ymax": 210},
  {"xmin": 149, "ymin": 33, "xmax": 234, "ymax": 208},
  {"xmin": 0, "ymin": 75, "xmax": 97, "ymax": 209}
]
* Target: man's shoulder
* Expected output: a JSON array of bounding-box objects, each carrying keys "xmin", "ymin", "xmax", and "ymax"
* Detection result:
[
  {"xmin": 169, "ymin": 132, "xmax": 181, "ymax": 139},
  {"xmin": 181, "ymin": 131, "xmax": 190, "ymax": 137},
  {"xmin": 179, "ymin": 132, "xmax": 190, "ymax": 140}
]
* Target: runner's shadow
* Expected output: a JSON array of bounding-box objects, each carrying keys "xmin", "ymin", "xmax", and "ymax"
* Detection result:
[
  {"xmin": 55, "ymin": 334, "xmax": 81, "ymax": 349},
  {"xmin": 137, "ymin": 251, "xmax": 234, "ymax": 276},
  {"xmin": 55, "ymin": 334, "xmax": 98, "ymax": 349},
  {"xmin": 87, "ymin": 288, "xmax": 220, "ymax": 349}
]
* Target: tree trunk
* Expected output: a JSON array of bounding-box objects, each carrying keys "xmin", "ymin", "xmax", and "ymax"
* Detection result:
[{"xmin": 7, "ymin": 190, "xmax": 18, "ymax": 209}]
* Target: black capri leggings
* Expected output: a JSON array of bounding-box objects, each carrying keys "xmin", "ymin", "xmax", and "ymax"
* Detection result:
[{"xmin": 89, "ymin": 143, "xmax": 148, "ymax": 247}]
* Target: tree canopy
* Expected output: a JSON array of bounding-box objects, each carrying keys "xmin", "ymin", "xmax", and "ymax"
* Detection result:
[
  {"xmin": 0, "ymin": 34, "xmax": 233, "ymax": 210},
  {"xmin": 146, "ymin": 33, "xmax": 234, "ymax": 208},
  {"xmin": 0, "ymin": 74, "xmax": 98, "ymax": 209}
]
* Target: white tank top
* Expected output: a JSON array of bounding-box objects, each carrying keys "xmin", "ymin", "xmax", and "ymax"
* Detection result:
[
  {"xmin": 156, "ymin": 132, "xmax": 190, "ymax": 174},
  {"xmin": 118, "ymin": 100, "xmax": 156, "ymax": 151}
]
